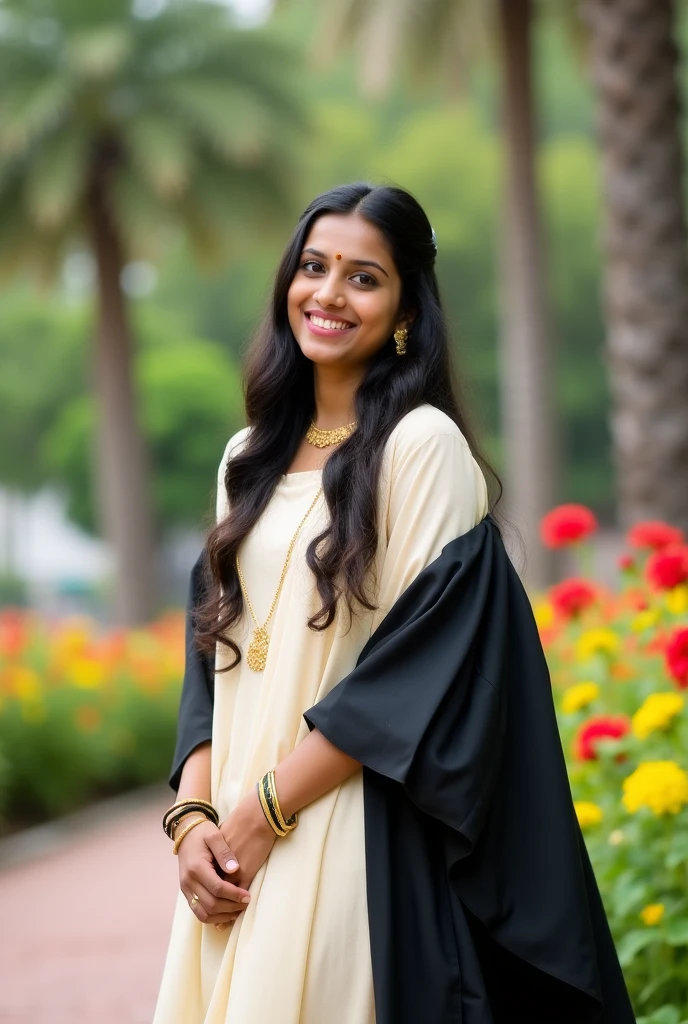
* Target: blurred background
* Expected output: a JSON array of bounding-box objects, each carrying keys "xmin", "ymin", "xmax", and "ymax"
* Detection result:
[{"xmin": 1, "ymin": 1, "xmax": 688, "ymax": 1021}]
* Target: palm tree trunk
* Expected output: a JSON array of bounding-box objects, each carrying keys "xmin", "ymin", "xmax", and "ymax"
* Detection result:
[
  {"xmin": 88, "ymin": 152, "xmax": 157, "ymax": 625},
  {"xmin": 581, "ymin": 0, "xmax": 688, "ymax": 531},
  {"xmin": 497, "ymin": 0, "xmax": 557, "ymax": 586}
]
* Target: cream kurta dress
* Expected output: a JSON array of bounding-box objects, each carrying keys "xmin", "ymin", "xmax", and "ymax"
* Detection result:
[{"xmin": 154, "ymin": 404, "xmax": 488, "ymax": 1024}]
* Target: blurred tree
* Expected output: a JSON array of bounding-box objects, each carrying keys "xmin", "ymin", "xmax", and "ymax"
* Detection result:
[
  {"xmin": 0, "ymin": 0, "xmax": 302, "ymax": 623},
  {"xmin": 45, "ymin": 335, "xmax": 244, "ymax": 533},
  {"xmin": 580, "ymin": 0, "xmax": 688, "ymax": 531},
  {"xmin": 311, "ymin": 0, "xmax": 557, "ymax": 584}
]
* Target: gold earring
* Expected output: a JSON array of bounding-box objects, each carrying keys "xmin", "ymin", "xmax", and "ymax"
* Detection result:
[{"xmin": 394, "ymin": 327, "xmax": 408, "ymax": 356}]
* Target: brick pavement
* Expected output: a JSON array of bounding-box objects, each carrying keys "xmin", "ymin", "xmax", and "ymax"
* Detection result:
[{"xmin": 0, "ymin": 793, "xmax": 178, "ymax": 1024}]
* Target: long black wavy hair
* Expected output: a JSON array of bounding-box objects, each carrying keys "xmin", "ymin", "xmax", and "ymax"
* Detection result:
[{"xmin": 197, "ymin": 182, "xmax": 499, "ymax": 667}]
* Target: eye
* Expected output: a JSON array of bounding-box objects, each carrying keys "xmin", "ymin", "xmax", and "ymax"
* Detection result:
[
  {"xmin": 351, "ymin": 272, "xmax": 377, "ymax": 287},
  {"xmin": 300, "ymin": 259, "xmax": 324, "ymax": 274}
]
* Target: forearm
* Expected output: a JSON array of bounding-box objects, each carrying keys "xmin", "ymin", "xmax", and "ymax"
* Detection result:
[
  {"xmin": 273, "ymin": 728, "xmax": 361, "ymax": 821},
  {"xmin": 176, "ymin": 741, "xmax": 212, "ymax": 802}
]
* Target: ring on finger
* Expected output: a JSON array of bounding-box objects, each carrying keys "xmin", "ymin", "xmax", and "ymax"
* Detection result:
[{"xmin": 190, "ymin": 893, "xmax": 200, "ymax": 908}]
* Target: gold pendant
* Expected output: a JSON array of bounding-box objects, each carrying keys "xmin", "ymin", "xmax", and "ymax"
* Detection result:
[{"xmin": 246, "ymin": 626, "xmax": 270, "ymax": 672}]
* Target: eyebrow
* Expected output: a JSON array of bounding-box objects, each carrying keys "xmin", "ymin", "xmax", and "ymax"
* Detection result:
[{"xmin": 302, "ymin": 247, "xmax": 389, "ymax": 279}]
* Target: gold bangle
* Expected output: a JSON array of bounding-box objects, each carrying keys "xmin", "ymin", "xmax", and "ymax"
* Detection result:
[
  {"xmin": 267, "ymin": 770, "xmax": 297, "ymax": 833},
  {"xmin": 173, "ymin": 816, "xmax": 207, "ymax": 855},
  {"xmin": 163, "ymin": 798, "xmax": 219, "ymax": 837},
  {"xmin": 257, "ymin": 776, "xmax": 286, "ymax": 836},
  {"xmin": 257, "ymin": 770, "xmax": 297, "ymax": 837}
]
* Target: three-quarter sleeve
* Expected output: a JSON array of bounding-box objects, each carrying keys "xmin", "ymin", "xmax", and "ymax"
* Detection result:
[{"xmin": 373, "ymin": 421, "xmax": 488, "ymax": 622}]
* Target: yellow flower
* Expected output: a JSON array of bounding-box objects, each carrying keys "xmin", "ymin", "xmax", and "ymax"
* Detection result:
[
  {"xmin": 623, "ymin": 761, "xmax": 688, "ymax": 816},
  {"xmin": 533, "ymin": 600, "xmax": 555, "ymax": 630},
  {"xmin": 68, "ymin": 657, "xmax": 105, "ymax": 689},
  {"xmin": 9, "ymin": 665, "xmax": 41, "ymax": 702},
  {"xmin": 631, "ymin": 609, "xmax": 661, "ymax": 633},
  {"xmin": 574, "ymin": 801, "xmax": 603, "ymax": 829},
  {"xmin": 666, "ymin": 585, "xmax": 688, "ymax": 616},
  {"xmin": 632, "ymin": 692, "xmax": 684, "ymax": 740},
  {"xmin": 639, "ymin": 903, "xmax": 664, "ymax": 927},
  {"xmin": 576, "ymin": 629, "xmax": 620, "ymax": 660},
  {"xmin": 562, "ymin": 682, "xmax": 600, "ymax": 715}
]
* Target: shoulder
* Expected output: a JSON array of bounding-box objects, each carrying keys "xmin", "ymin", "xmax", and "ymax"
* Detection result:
[
  {"xmin": 216, "ymin": 425, "xmax": 250, "ymax": 520},
  {"xmin": 217, "ymin": 425, "xmax": 251, "ymax": 477},
  {"xmin": 387, "ymin": 405, "xmax": 470, "ymax": 465}
]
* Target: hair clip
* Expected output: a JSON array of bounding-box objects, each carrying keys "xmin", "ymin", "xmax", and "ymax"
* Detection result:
[{"xmin": 430, "ymin": 228, "xmax": 437, "ymax": 254}]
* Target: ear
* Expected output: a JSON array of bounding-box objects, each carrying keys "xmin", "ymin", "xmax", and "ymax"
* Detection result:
[{"xmin": 395, "ymin": 305, "xmax": 417, "ymax": 333}]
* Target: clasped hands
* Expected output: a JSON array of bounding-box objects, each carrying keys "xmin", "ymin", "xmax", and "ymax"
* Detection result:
[{"xmin": 177, "ymin": 787, "xmax": 277, "ymax": 931}]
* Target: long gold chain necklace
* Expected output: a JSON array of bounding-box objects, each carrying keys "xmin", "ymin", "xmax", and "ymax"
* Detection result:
[
  {"xmin": 236, "ymin": 487, "xmax": 323, "ymax": 672},
  {"xmin": 306, "ymin": 421, "xmax": 356, "ymax": 448}
]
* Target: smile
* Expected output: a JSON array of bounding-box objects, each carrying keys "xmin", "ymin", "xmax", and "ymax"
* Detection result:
[{"xmin": 305, "ymin": 312, "xmax": 355, "ymax": 333}]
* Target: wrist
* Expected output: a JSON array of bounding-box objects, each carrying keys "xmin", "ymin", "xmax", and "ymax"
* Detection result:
[{"xmin": 238, "ymin": 787, "xmax": 277, "ymax": 840}]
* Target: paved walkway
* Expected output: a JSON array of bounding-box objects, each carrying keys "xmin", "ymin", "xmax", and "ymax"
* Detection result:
[{"xmin": 0, "ymin": 791, "xmax": 178, "ymax": 1023}]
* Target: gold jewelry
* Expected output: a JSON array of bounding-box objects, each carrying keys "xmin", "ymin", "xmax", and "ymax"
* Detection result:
[
  {"xmin": 190, "ymin": 893, "xmax": 200, "ymax": 908},
  {"xmin": 173, "ymin": 817, "xmax": 207, "ymax": 855},
  {"xmin": 394, "ymin": 327, "xmax": 408, "ymax": 356},
  {"xmin": 163, "ymin": 798, "xmax": 219, "ymax": 838},
  {"xmin": 257, "ymin": 769, "xmax": 297, "ymax": 837},
  {"xmin": 306, "ymin": 421, "xmax": 356, "ymax": 448},
  {"xmin": 236, "ymin": 487, "xmax": 323, "ymax": 671}
]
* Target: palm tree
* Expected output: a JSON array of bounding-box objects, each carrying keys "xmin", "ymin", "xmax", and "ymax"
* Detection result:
[
  {"xmin": 317, "ymin": 0, "xmax": 557, "ymax": 585},
  {"xmin": 0, "ymin": 0, "xmax": 302, "ymax": 624},
  {"xmin": 580, "ymin": 0, "xmax": 688, "ymax": 532}
]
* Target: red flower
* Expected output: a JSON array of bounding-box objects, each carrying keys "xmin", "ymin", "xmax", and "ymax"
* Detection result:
[
  {"xmin": 617, "ymin": 554, "xmax": 635, "ymax": 572},
  {"xmin": 540, "ymin": 505, "xmax": 598, "ymax": 548},
  {"xmin": 627, "ymin": 521, "xmax": 685, "ymax": 551},
  {"xmin": 574, "ymin": 715, "xmax": 631, "ymax": 761},
  {"xmin": 645, "ymin": 545, "xmax": 688, "ymax": 591},
  {"xmin": 666, "ymin": 627, "xmax": 688, "ymax": 689},
  {"xmin": 549, "ymin": 578, "xmax": 597, "ymax": 619}
]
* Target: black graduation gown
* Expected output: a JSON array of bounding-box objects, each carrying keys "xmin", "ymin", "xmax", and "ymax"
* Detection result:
[{"xmin": 170, "ymin": 518, "xmax": 635, "ymax": 1024}]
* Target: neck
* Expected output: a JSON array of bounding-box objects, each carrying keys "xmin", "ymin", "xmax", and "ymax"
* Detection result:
[{"xmin": 312, "ymin": 364, "xmax": 362, "ymax": 426}]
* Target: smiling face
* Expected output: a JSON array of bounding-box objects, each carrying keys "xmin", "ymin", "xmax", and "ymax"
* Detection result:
[{"xmin": 287, "ymin": 212, "xmax": 407, "ymax": 372}]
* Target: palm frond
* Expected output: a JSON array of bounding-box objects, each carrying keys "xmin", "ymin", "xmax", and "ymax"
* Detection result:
[
  {"xmin": 123, "ymin": 113, "xmax": 195, "ymax": 200},
  {"xmin": 24, "ymin": 125, "xmax": 89, "ymax": 228},
  {"xmin": 0, "ymin": 73, "xmax": 73, "ymax": 156}
]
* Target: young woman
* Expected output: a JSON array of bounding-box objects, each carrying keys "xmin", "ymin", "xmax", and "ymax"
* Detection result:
[{"xmin": 154, "ymin": 183, "xmax": 634, "ymax": 1024}]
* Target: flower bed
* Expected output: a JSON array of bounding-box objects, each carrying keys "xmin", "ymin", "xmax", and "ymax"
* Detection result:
[
  {"xmin": 0, "ymin": 611, "xmax": 183, "ymax": 830},
  {"xmin": 538, "ymin": 510, "xmax": 688, "ymax": 1022}
]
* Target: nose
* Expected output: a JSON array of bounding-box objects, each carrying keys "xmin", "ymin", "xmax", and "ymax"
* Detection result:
[{"xmin": 313, "ymin": 272, "xmax": 346, "ymax": 309}]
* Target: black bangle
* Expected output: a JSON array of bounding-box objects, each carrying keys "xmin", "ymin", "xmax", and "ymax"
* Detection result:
[{"xmin": 163, "ymin": 803, "xmax": 219, "ymax": 839}]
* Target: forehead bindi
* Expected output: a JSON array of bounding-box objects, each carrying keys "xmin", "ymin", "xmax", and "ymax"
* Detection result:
[{"xmin": 304, "ymin": 214, "xmax": 393, "ymax": 272}]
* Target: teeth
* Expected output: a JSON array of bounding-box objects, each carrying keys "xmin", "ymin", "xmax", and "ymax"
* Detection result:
[{"xmin": 308, "ymin": 315, "xmax": 352, "ymax": 330}]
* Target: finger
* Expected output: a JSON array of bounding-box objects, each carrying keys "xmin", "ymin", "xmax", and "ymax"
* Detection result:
[
  {"xmin": 183, "ymin": 877, "xmax": 250, "ymax": 919},
  {"xmin": 205, "ymin": 829, "xmax": 240, "ymax": 874},
  {"xmin": 182, "ymin": 883, "xmax": 238, "ymax": 923},
  {"xmin": 191, "ymin": 861, "xmax": 251, "ymax": 904}
]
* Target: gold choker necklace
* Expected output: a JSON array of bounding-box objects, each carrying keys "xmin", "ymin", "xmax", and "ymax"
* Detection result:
[{"xmin": 306, "ymin": 421, "xmax": 356, "ymax": 448}]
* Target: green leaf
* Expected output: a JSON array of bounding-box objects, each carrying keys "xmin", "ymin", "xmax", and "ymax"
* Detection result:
[
  {"xmin": 665, "ymin": 830, "xmax": 688, "ymax": 868},
  {"xmin": 615, "ymin": 928, "xmax": 661, "ymax": 967},
  {"xmin": 665, "ymin": 917, "xmax": 688, "ymax": 946}
]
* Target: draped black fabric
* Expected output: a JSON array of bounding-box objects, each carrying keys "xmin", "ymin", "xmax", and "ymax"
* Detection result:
[
  {"xmin": 172, "ymin": 520, "xmax": 635, "ymax": 1024},
  {"xmin": 169, "ymin": 551, "xmax": 214, "ymax": 792}
]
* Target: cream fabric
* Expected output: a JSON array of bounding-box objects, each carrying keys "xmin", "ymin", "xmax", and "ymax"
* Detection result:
[{"xmin": 154, "ymin": 404, "xmax": 488, "ymax": 1024}]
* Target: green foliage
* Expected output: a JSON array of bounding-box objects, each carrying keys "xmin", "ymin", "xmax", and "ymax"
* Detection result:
[
  {"xmin": 0, "ymin": 292, "xmax": 86, "ymax": 490},
  {"xmin": 0, "ymin": 0, "xmax": 305, "ymax": 276},
  {"xmin": 43, "ymin": 319, "xmax": 244, "ymax": 534}
]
